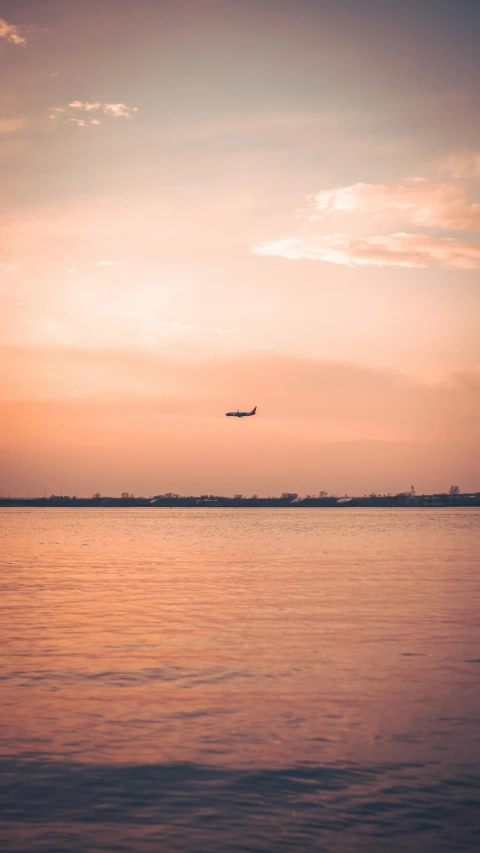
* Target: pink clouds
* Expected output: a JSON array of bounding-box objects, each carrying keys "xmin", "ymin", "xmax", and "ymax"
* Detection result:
[
  {"xmin": 255, "ymin": 233, "xmax": 480, "ymax": 269},
  {"xmin": 347, "ymin": 233, "xmax": 480, "ymax": 269},
  {"xmin": 68, "ymin": 101, "xmax": 138, "ymax": 118},
  {"xmin": 103, "ymin": 103, "xmax": 138, "ymax": 118},
  {"xmin": 308, "ymin": 179, "xmax": 480, "ymax": 231},
  {"xmin": 0, "ymin": 18, "xmax": 26, "ymax": 46},
  {"xmin": 49, "ymin": 101, "xmax": 138, "ymax": 126},
  {"xmin": 69, "ymin": 101, "xmax": 102, "ymax": 112},
  {"xmin": 255, "ymin": 174, "xmax": 480, "ymax": 269}
]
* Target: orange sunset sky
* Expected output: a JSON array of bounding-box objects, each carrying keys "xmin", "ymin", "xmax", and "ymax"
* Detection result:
[{"xmin": 1, "ymin": 0, "xmax": 479, "ymax": 497}]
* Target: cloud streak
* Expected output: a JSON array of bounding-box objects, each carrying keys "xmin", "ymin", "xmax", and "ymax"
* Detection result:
[
  {"xmin": 255, "ymin": 233, "xmax": 480, "ymax": 269},
  {"xmin": 0, "ymin": 18, "xmax": 26, "ymax": 46}
]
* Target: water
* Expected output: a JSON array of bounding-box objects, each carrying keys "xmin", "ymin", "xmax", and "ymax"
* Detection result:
[{"xmin": 1, "ymin": 508, "xmax": 479, "ymax": 852}]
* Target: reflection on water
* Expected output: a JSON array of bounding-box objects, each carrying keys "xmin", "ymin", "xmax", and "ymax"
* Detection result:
[{"xmin": 1, "ymin": 508, "xmax": 479, "ymax": 851}]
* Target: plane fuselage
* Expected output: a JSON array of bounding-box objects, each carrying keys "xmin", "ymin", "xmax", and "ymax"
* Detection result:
[{"xmin": 225, "ymin": 407, "xmax": 257, "ymax": 418}]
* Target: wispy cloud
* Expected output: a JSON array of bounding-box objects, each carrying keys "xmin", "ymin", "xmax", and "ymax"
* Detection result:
[
  {"xmin": 49, "ymin": 102, "xmax": 138, "ymax": 126},
  {"xmin": 254, "ymin": 175, "xmax": 480, "ymax": 269},
  {"xmin": 255, "ymin": 233, "xmax": 480, "ymax": 269},
  {"xmin": 0, "ymin": 18, "xmax": 26, "ymax": 46}
]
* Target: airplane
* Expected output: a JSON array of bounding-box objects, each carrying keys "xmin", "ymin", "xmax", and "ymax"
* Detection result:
[{"xmin": 225, "ymin": 406, "xmax": 257, "ymax": 418}]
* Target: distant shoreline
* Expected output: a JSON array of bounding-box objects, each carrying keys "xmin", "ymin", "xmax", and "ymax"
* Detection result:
[{"xmin": 1, "ymin": 495, "xmax": 479, "ymax": 509}]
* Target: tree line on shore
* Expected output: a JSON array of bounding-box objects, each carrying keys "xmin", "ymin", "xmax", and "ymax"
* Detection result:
[{"xmin": 2, "ymin": 486, "xmax": 479, "ymax": 507}]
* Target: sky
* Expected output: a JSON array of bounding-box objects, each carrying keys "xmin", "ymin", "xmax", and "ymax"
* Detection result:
[{"xmin": 1, "ymin": 0, "xmax": 479, "ymax": 497}]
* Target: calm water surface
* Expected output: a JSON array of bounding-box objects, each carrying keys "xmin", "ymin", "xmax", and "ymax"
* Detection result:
[{"xmin": 1, "ymin": 508, "xmax": 479, "ymax": 852}]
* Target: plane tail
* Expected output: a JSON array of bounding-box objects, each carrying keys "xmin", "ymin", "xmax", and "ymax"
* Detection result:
[{"xmin": 249, "ymin": 406, "xmax": 257, "ymax": 416}]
